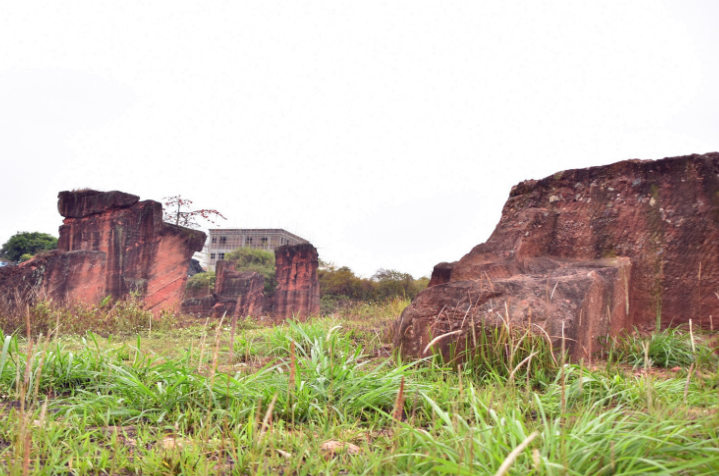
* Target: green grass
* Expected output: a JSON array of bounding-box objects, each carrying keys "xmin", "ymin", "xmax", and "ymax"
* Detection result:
[
  {"xmin": 614, "ymin": 326, "xmax": 717, "ymax": 369},
  {"xmin": 1, "ymin": 302, "xmax": 719, "ymax": 475}
]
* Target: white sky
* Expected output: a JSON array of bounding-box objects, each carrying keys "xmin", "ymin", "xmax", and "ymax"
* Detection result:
[{"xmin": 1, "ymin": 1, "xmax": 717, "ymax": 278}]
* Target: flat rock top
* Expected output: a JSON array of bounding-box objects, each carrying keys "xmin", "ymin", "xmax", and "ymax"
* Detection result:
[{"xmin": 58, "ymin": 190, "xmax": 140, "ymax": 218}]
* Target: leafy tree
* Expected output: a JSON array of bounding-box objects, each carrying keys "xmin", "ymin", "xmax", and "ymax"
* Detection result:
[
  {"xmin": 318, "ymin": 263, "xmax": 428, "ymax": 306},
  {"xmin": 162, "ymin": 195, "xmax": 227, "ymax": 229},
  {"xmin": 372, "ymin": 268, "xmax": 419, "ymax": 300},
  {"xmin": 0, "ymin": 232, "xmax": 58, "ymax": 263},
  {"xmin": 318, "ymin": 263, "xmax": 369, "ymax": 300},
  {"xmin": 224, "ymin": 247, "xmax": 277, "ymax": 294}
]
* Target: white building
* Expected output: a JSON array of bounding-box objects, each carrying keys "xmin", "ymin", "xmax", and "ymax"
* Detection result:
[{"xmin": 203, "ymin": 228, "xmax": 309, "ymax": 270}]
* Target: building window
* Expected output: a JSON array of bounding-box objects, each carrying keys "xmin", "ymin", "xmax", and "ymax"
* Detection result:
[
  {"xmin": 261, "ymin": 237, "xmax": 268, "ymax": 246},
  {"xmin": 219, "ymin": 253, "xmax": 225, "ymax": 260},
  {"xmin": 247, "ymin": 237, "xmax": 253, "ymax": 245},
  {"xmin": 211, "ymin": 237, "xmax": 217, "ymax": 243},
  {"xmin": 220, "ymin": 236, "xmax": 227, "ymax": 245},
  {"xmin": 210, "ymin": 253, "xmax": 216, "ymax": 259}
]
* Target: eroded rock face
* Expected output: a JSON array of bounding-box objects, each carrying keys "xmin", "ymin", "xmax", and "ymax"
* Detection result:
[
  {"xmin": 211, "ymin": 261, "xmax": 264, "ymax": 319},
  {"xmin": 182, "ymin": 245, "xmax": 321, "ymax": 321},
  {"xmin": 394, "ymin": 152, "xmax": 719, "ymax": 360},
  {"xmin": 272, "ymin": 244, "xmax": 320, "ymax": 320},
  {"xmin": 0, "ymin": 190, "xmax": 205, "ymax": 314},
  {"xmin": 182, "ymin": 261, "xmax": 265, "ymax": 319},
  {"xmin": 232, "ymin": 272, "xmax": 265, "ymax": 320}
]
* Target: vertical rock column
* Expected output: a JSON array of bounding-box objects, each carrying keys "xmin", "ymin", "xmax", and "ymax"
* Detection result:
[
  {"xmin": 272, "ymin": 244, "xmax": 320, "ymax": 320},
  {"xmin": 211, "ymin": 260, "xmax": 265, "ymax": 319}
]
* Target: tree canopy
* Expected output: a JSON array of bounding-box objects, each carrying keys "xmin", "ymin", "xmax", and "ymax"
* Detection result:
[
  {"xmin": 0, "ymin": 232, "xmax": 58, "ymax": 263},
  {"xmin": 318, "ymin": 262, "xmax": 429, "ymax": 307}
]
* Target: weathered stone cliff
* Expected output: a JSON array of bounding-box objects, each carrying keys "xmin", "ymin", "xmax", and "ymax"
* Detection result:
[
  {"xmin": 210, "ymin": 260, "xmax": 264, "ymax": 319},
  {"xmin": 272, "ymin": 244, "xmax": 320, "ymax": 320},
  {"xmin": 0, "ymin": 190, "xmax": 205, "ymax": 314},
  {"xmin": 394, "ymin": 152, "xmax": 719, "ymax": 360}
]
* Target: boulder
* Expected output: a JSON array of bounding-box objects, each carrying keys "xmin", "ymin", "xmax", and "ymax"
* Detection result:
[
  {"xmin": 272, "ymin": 244, "xmax": 320, "ymax": 320},
  {"xmin": 394, "ymin": 152, "xmax": 719, "ymax": 360},
  {"xmin": 0, "ymin": 190, "xmax": 205, "ymax": 315}
]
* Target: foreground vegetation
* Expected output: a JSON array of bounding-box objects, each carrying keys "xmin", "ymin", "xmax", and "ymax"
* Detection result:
[{"xmin": 1, "ymin": 299, "xmax": 719, "ymax": 475}]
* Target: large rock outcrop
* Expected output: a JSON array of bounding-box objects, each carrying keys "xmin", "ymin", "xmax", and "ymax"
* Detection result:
[
  {"xmin": 272, "ymin": 244, "xmax": 320, "ymax": 320},
  {"xmin": 211, "ymin": 260, "xmax": 264, "ymax": 319},
  {"xmin": 181, "ymin": 244, "xmax": 321, "ymax": 321},
  {"xmin": 0, "ymin": 190, "xmax": 205, "ymax": 314},
  {"xmin": 395, "ymin": 152, "xmax": 719, "ymax": 360}
]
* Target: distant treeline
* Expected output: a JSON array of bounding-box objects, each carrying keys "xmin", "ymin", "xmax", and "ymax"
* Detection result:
[{"xmin": 318, "ymin": 261, "xmax": 429, "ymax": 313}]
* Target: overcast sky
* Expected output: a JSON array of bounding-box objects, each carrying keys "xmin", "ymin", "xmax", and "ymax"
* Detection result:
[{"xmin": 1, "ymin": 1, "xmax": 717, "ymax": 278}]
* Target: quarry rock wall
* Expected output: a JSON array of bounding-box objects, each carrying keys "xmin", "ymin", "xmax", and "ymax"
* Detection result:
[
  {"xmin": 0, "ymin": 190, "xmax": 205, "ymax": 314},
  {"xmin": 182, "ymin": 243, "xmax": 320, "ymax": 321},
  {"xmin": 272, "ymin": 244, "xmax": 321, "ymax": 320},
  {"xmin": 395, "ymin": 152, "xmax": 719, "ymax": 359}
]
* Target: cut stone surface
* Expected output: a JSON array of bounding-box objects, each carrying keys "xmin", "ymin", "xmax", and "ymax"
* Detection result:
[
  {"xmin": 211, "ymin": 260, "xmax": 264, "ymax": 319},
  {"xmin": 232, "ymin": 272, "xmax": 265, "ymax": 320},
  {"xmin": 394, "ymin": 152, "xmax": 719, "ymax": 360},
  {"xmin": 397, "ymin": 257, "xmax": 630, "ymax": 360},
  {"xmin": 272, "ymin": 244, "xmax": 320, "ymax": 320}
]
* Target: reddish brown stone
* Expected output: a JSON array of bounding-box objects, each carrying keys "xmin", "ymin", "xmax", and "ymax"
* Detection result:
[
  {"xmin": 181, "ymin": 274, "xmax": 214, "ymax": 316},
  {"xmin": 211, "ymin": 261, "xmax": 264, "ymax": 319},
  {"xmin": 57, "ymin": 190, "xmax": 139, "ymax": 218},
  {"xmin": 232, "ymin": 272, "xmax": 264, "ymax": 320},
  {"xmin": 272, "ymin": 244, "xmax": 320, "ymax": 320},
  {"xmin": 0, "ymin": 190, "xmax": 205, "ymax": 315},
  {"xmin": 394, "ymin": 152, "xmax": 719, "ymax": 360},
  {"xmin": 181, "ymin": 296, "xmax": 216, "ymax": 317}
]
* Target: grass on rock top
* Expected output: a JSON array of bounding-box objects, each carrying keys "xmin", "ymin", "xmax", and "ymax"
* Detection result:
[{"xmin": 1, "ymin": 298, "xmax": 719, "ymax": 475}]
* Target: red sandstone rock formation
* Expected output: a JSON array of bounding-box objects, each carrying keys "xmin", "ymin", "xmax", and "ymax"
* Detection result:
[
  {"xmin": 394, "ymin": 152, "xmax": 719, "ymax": 360},
  {"xmin": 211, "ymin": 260, "xmax": 264, "ymax": 319},
  {"xmin": 272, "ymin": 244, "xmax": 320, "ymax": 320},
  {"xmin": 181, "ymin": 282, "xmax": 215, "ymax": 317},
  {"xmin": 181, "ymin": 295, "xmax": 216, "ymax": 317},
  {"xmin": 232, "ymin": 272, "xmax": 264, "ymax": 320},
  {"xmin": 0, "ymin": 190, "xmax": 205, "ymax": 314}
]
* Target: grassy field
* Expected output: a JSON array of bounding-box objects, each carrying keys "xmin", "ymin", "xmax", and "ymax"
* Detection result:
[{"xmin": 2, "ymin": 298, "xmax": 719, "ymax": 475}]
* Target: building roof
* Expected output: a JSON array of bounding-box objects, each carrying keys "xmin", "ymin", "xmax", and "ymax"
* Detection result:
[{"xmin": 208, "ymin": 228, "xmax": 308, "ymax": 243}]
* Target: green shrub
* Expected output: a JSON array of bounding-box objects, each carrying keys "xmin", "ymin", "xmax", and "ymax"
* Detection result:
[{"xmin": 186, "ymin": 271, "xmax": 216, "ymax": 291}]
